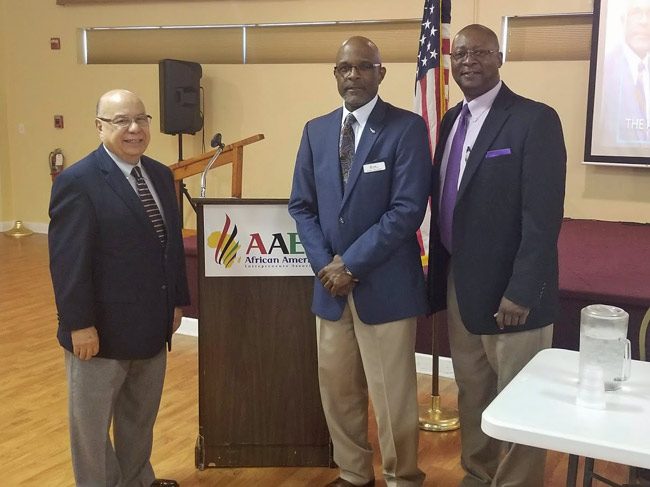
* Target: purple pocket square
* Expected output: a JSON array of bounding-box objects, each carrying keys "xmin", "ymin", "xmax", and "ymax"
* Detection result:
[{"xmin": 485, "ymin": 148, "xmax": 512, "ymax": 158}]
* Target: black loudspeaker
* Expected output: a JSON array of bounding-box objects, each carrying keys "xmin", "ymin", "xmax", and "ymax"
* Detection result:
[{"xmin": 158, "ymin": 59, "xmax": 203, "ymax": 135}]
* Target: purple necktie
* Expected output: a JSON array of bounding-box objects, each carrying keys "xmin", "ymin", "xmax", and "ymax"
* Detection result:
[{"xmin": 439, "ymin": 104, "xmax": 470, "ymax": 253}]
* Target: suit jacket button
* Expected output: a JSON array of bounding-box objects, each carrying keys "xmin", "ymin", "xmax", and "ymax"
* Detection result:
[
  {"xmin": 339, "ymin": 217, "xmax": 344, "ymax": 224},
  {"xmin": 161, "ymin": 285, "xmax": 167, "ymax": 290}
]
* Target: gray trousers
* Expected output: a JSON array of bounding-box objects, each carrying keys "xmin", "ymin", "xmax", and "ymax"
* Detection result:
[{"xmin": 65, "ymin": 348, "xmax": 166, "ymax": 487}]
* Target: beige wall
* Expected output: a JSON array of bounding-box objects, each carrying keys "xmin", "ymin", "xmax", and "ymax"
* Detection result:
[
  {"xmin": 0, "ymin": 0, "xmax": 12, "ymax": 222},
  {"xmin": 0, "ymin": 0, "xmax": 648, "ymax": 229}
]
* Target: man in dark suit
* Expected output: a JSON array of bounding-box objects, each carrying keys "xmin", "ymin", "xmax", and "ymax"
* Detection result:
[
  {"xmin": 49, "ymin": 89, "xmax": 189, "ymax": 487},
  {"xmin": 427, "ymin": 25, "xmax": 566, "ymax": 487},
  {"xmin": 289, "ymin": 37, "xmax": 431, "ymax": 487}
]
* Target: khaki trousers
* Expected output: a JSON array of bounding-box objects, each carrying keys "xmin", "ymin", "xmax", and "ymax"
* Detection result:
[
  {"xmin": 316, "ymin": 296, "xmax": 425, "ymax": 487},
  {"xmin": 447, "ymin": 271, "xmax": 553, "ymax": 487}
]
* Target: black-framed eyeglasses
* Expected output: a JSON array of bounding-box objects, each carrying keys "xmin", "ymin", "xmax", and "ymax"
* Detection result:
[
  {"xmin": 333, "ymin": 62, "xmax": 382, "ymax": 77},
  {"xmin": 96, "ymin": 114, "xmax": 152, "ymax": 128},
  {"xmin": 450, "ymin": 49, "xmax": 498, "ymax": 62}
]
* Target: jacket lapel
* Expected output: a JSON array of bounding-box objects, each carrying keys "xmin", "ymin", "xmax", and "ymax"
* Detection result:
[
  {"xmin": 436, "ymin": 102, "xmax": 461, "ymax": 165},
  {"xmin": 456, "ymin": 84, "xmax": 514, "ymax": 203},
  {"xmin": 341, "ymin": 98, "xmax": 387, "ymax": 207},
  {"xmin": 325, "ymin": 108, "xmax": 346, "ymax": 200},
  {"xmin": 95, "ymin": 145, "xmax": 156, "ymax": 236}
]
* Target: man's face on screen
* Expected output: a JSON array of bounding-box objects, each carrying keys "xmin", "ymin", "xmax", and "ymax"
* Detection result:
[{"xmin": 624, "ymin": 0, "xmax": 650, "ymax": 58}]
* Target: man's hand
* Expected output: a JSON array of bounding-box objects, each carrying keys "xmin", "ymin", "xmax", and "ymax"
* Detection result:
[
  {"xmin": 318, "ymin": 255, "xmax": 357, "ymax": 296},
  {"xmin": 494, "ymin": 296, "xmax": 530, "ymax": 330},
  {"xmin": 172, "ymin": 307, "xmax": 183, "ymax": 334},
  {"xmin": 71, "ymin": 326, "xmax": 99, "ymax": 360}
]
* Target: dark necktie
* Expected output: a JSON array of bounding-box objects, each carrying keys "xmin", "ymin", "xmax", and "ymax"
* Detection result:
[
  {"xmin": 131, "ymin": 166, "xmax": 167, "ymax": 246},
  {"xmin": 439, "ymin": 104, "xmax": 471, "ymax": 253},
  {"xmin": 339, "ymin": 113, "xmax": 357, "ymax": 185},
  {"xmin": 636, "ymin": 62, "xmax": 646, "ymax": 120}
]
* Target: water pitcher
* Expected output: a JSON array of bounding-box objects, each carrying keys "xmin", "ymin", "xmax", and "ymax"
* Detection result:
[{"xmin": 578, "ymin": 304, "xmax": 631, "ymax": 391}]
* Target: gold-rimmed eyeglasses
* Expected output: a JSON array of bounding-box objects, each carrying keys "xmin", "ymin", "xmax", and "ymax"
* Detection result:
[{"xmin": 96, "ymin": 114, "xmax": 152, "ymax": 129}]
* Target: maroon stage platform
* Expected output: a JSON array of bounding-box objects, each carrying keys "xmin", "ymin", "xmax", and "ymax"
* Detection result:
[{"xmin": 184, "ymin": 218, "xmax": 650, "ymax": 359}]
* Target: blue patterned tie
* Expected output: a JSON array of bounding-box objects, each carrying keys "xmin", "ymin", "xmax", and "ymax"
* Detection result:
[
  {"xmin": 439, "ymin": 104, "xmax": 471, "ymax": 253},
  {"xmin": 131, "ymin": 166, "xmax": 167, "ymax": 246},
  {"xmin": 339, "ymin": 113, "xmax": 357, "ymax": 185}
]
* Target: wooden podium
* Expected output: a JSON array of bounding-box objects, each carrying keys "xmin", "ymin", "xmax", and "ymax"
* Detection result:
[
  {"xmin": 193, "ymin": 198, "xmax": 331, "ymax": 468},
  {"xmin": 169, "ymin": 134, "xmax": 264, "ymax": 209}
]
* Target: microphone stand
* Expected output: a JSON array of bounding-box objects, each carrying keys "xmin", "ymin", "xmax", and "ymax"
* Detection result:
[
  {"xmin": 181, "ymin": 181, "xmax": 197, "ymax": 213},
  {"xmin": 199, "ymin": 144, "xmax": 225, "ymax": 198}
]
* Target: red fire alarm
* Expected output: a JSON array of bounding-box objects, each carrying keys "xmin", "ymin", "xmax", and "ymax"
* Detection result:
[
  {"xmin": 54, "ymin": 115, "xmax": 64, "ymax": 129},
  {"xmin": 50, "ymin": 37, "xmax": 61, "ymax": 50}
]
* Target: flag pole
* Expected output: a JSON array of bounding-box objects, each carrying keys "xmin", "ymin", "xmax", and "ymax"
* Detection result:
[
  {"xmin": 418, "ymin": 312, "xmax": 459, "ymax": 431},
  {"xmin": 416, "ymin": 0, "xmax": 459, "ymax": 432}
]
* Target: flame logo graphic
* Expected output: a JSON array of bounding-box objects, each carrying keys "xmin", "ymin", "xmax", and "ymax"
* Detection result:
[{"xmin": 206, "ymin": 214, "xmax": 240, "ymax": 268}]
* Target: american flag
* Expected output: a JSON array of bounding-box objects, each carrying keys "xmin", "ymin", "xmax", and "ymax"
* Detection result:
[{"xmin": 415, "ymin": 0, "xmax": 451, "ymax": 261}]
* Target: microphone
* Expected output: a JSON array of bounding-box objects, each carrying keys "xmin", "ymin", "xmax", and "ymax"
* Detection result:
[
  {"xmin": 210, "ymin": 133, "xmax": 224, "ymax": 149},
  {"xmin": 200, "ymin": 133, "xmax": 225, "ymax": 197}
]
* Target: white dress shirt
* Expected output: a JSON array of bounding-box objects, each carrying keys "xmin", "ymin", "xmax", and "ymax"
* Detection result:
[
  {"xmin": 341, "ymin": 95, "xmax": 379, "ymax": 150},
  {"xmin": 102, "ymin": 145, "xmax": 167, "ymax": 223}
]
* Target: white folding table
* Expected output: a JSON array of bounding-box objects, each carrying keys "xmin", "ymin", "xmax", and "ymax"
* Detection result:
[{"xmin": 481, "ymin": 348, "xmax": 650, "ymax": 486}]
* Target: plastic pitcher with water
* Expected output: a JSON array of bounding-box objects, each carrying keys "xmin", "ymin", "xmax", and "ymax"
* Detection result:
[{"xmin": 578, "ymin": 304, "xmax": 631, "ymax": 391}]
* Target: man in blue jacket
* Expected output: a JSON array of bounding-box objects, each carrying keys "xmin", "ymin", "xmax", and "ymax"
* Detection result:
[
  {"xmin": 49, "ymin": 89, "xmax": 189, "ymax": 487},
  {"xmin": 289, "ymin": 37, "xmax": 431, "ymax": 487}
]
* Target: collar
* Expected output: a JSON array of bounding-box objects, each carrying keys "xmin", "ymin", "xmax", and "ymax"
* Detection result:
[
  {"xmin": 102, "ymin": 144, "xmax": 142, "ymax": 178},
  {"xmin": 464, "ymin": 80, "xmax": 502, "ymax": 119},
  {"xmin": 623, "ymin": 42, "xmax": 648, "ymax": 80},
  {"xmin": 341, "ymin": 95, "xmax": 379, "ymax": 126}
]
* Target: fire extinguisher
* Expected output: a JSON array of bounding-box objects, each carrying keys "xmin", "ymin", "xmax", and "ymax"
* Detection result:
[{"xmin": 49, "ymin": 149, "xmax": 64, "ymax": 182}]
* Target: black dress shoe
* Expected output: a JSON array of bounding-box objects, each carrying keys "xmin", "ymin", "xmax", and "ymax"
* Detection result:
[
  {"xmin": 325, "ymin": 478, "xmax": 375, "ymax": 487},
  {"xmin": 151, "ymin": 480, "xmax": 179, "ymax": 487}
]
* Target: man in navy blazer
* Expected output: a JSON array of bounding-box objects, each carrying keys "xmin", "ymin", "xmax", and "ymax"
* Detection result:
[
  {"xmin": 49, "ymin": 89, "xmax": 189, "ymax": 487},
  {"xmin": 427, "ymin": 25, "xmax": 566, "ymax": 487},
  {"xmin": 289, "ymin": 37, "xmax": 431, "ymax": 487}
]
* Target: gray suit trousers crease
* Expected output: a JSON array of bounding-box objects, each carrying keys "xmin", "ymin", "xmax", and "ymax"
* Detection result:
[
  {"xmin": 447, "ymin": 270, "xmax": 553, "ymax": 487},
  {"xmin": 65, "ymin": 348, "xmax": 167, "ymax": 487},
  {"xmin": 317, "ymin": 295, "xmax": 425, "ymax": 487}
]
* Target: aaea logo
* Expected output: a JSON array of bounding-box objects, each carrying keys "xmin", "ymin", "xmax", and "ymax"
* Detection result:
[{"xmin": 206, "ymin": 214, "xmax": 240, "ymax": 268}]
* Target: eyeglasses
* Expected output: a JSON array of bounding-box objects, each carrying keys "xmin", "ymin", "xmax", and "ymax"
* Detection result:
[
  {"xmin": 333, "ymin": 62, "xmax": 382, "ymax": 77},
  {"xmin": 450, "ymin": 49, "xmax": 498, "ymax": 62},
  {"xmin": 96, "ymin": 114, "xmax": 152, "ymax": 129}
]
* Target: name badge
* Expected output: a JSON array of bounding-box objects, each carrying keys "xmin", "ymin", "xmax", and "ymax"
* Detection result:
[{"xmin": 363, "ymin": 161, "xmax": 386, "ymax": 173}]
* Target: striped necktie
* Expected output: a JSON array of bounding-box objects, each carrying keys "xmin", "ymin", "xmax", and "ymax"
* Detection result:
[
  {"xmin": 339, "ymin": 113, "xmax": 357, "ymax": 185},
  {"xmin": 131, "ymin": 166, "xmax": 167, "ymax": 246}
]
